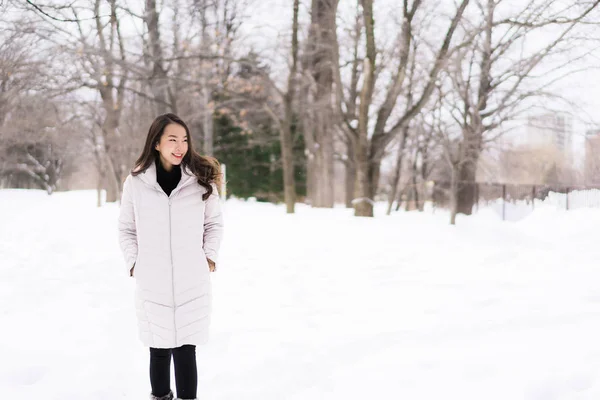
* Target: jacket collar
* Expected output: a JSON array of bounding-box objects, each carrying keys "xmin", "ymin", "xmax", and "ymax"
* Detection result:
[{"xmin": 137, "ymin": 161, "xmax": 196, "ymax": 196}]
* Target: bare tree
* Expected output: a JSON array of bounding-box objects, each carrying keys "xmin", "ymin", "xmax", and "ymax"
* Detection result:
[
  {"xmin": 333, "ymin": 0, "xmax": 472, "ymax": 217},
  {"xmin": 25, "ymin": 0, "xmax": 134, "ymax": 201},
  {"xmin": 0, "ymin": 18, "xmax": 70, "ymax": 192}
]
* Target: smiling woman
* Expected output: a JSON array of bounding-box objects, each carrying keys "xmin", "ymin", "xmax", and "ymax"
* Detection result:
[
  {"xmin": 118, "ymin": 113, "xmax": 224, "ymax": 400},
  {"xmin": 155, "ymin": 123, "xmax": 188, "ymax": 172},
  {"xmin": 131, "ymin": 114, "xmax": 221, "ymax": 199}
]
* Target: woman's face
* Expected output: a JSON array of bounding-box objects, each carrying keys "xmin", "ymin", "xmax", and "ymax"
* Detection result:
[{"xmin": 155, "ymin": 123, "xmax": 189, "ymax": 171}]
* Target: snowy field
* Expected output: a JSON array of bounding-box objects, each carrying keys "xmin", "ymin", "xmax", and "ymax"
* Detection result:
[{"xmin": 2, "ymin": 189, "xmax": 600, "ymax": 400}]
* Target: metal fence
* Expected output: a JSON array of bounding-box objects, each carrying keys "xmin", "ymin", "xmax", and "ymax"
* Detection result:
[{"xmin": 405, "ymin": 181, "xmax": 600, "ymax": 221}]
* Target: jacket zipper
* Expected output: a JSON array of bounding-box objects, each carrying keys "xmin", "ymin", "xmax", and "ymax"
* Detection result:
[
  {"xmin": 156, "ymin": 188, "xmax": 177, "ymax": 346},
  {"xmin": 152, "ymin": 176, "xmax": 194, "ymax": 346},
  {"xmin": 168, "ymin": 197, "xmax": 176, "ymax": 346}
]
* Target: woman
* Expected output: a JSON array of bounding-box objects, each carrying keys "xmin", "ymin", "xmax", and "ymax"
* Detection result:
[{"xmin": 118, "ymin": 113, "xmax": 224, "ymax": 400}]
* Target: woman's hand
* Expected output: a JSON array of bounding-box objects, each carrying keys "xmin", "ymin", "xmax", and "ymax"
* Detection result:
[{"xmin": 207, "ymin": 258, "xmax": 216, "ymax": 272}]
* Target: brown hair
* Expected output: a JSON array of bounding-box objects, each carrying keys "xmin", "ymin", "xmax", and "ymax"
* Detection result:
[{"xmin": 131, "ymin": 113, "xmax": 221, "ymax": 200}]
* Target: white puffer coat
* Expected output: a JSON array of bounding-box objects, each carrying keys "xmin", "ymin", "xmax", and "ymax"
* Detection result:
[{"xmin": 118, "ymin": 162, "xmax": 224, "ymax": 348}]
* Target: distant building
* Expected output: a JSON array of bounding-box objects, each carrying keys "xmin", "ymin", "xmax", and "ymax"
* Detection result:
[
  {"xmin": 526, "ymin": 113, "xmax": 572, "ymax": 154},
  {"xmin": 496, "ymin": 113, "xmax": 576, "ymax": 185},
  {"xmin": 585, "ymin": 129, "xmax": 600, "ymax": 185}
]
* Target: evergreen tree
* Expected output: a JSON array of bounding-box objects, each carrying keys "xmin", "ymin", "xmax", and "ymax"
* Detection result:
[{"xmin": 213, "ymin": 114, "xmax": 306, "ymax": 202}]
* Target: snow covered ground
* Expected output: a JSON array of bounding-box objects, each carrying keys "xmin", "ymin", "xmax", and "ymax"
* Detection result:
[{"xmin": 2, "ymin": 189, "xmax": 600, "ymax": 400}]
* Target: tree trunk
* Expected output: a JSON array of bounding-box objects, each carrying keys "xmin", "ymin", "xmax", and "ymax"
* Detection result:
[
  {"xmin": 450, "ymin": 165, "xmax": 459, "ymax": 225},
  {"xmin": 353, "ymin": 132, "xmax": 373, "ymax": 216},
  {"xmin": 404, "ymin": 182, "xmax": 412, "ymax": 211},
  {"xmin": 97, "ymin": 173, "xmax": 103, "ymax": 208},
  {"xmin": 354, "ymin": 0, "xmax": 376, "ymax": 217},
  {"xmin": 105, "ymin": 180, "xmax": 118, "ymax": 203},
  {"xmin": 411, "ymin": 157, "xmax": 419, "ymax": 211},
  {"xmin": 301, "ymin": 106, "xmax": 317, "ymax": 206},
  {"xmin": 145, "ymin": 0, "xmax": 170, "ymax": 115},
  {"xmin": 395, "ymin": 184, "xmax": 407, "ymax": 212},
  {"xmin": 418, "ymin": 180, "xmax": 426, "ymax": 212},
  {"xmin": 279, "ymin": 0, "xmax": 300, "ymax": 214},
  {"xmin": 104, "ymin": 153, "xmax": 120, "ymax": 203},
  {"xmin": 306, "ymin": 0, "xmax": 338, "ymax": 208},
  {"xmin": 320, "ymin": 115, "xmax": 335, "ymax": 207},
  {"xmin": 306, "ymin": 156, "xmax": 315, "ymax": 206},
  {"xmin": 280, "ymin": 114, "xmax": 296, "ymax": 213},
  {"xmin": 419, "ymin": 147, "xmax": 429, "ymax": 212},
  {"xmin": 314, "ymin": 140, "xmax": 325, "ymax": 206},
  {"xmin": 202, "ymin": 83, "xmax": 213, "ymax": 155},
  {"xmin": 386, "ymin": 131, "xmax": 408, "ymax": 215},
  {"xmin": 456, "ymin": 160, "xmax": 478, "ymax": 215},
  {"xmin": 99, "ymin": 108, "xmax": 123, "ymax": 203},
  {"xmin": 456, "ymin": 131, "xmax": 482, "ymax": 215},
  {"xmin": 345, "ymin": 159, "xmax": 356, "ymax": 208},
  {"xmin": 312, "ymin": 123, "xmax": 335, "ymax": 208}
]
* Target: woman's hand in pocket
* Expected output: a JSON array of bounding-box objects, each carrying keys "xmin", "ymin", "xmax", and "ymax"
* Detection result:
[{"xmin": 207, "ymin": 258, "xmax": 216, "ymax": 272}]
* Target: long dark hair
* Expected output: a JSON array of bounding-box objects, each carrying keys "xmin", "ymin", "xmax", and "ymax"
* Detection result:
[{"xmin": 131, "ymin": 113, "xmax": 221, "ymax": 200}]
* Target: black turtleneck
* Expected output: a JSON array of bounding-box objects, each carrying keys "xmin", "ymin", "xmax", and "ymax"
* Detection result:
[{"xmin": 156, "ymin": 158, "xmax": 181, "ymax": 197}]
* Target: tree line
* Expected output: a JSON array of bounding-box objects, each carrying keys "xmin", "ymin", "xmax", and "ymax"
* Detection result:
[{"xmin": 1, "ymin": 0, "xmax": 598, "ymax": 223}]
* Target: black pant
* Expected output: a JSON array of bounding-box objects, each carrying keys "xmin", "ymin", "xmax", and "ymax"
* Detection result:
[{"xmin": 150, "ymin": 345, "xmax": 197, "ymax": 399}]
